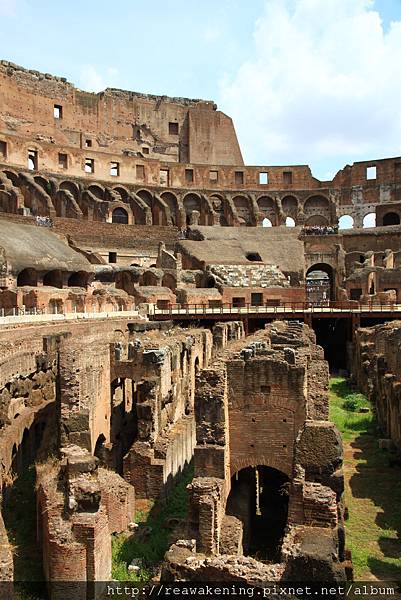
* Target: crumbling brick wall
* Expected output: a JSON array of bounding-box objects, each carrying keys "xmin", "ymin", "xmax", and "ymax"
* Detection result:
[{"xmin": 351, "ymin": 321, "xmax": 401, "ymax": 451}]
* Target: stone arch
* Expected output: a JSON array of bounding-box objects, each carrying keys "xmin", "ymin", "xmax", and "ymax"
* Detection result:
[
  {"xmin": 338, "ymin": 214, "xmax": 354, "ymax": 229},
  {"xmin": 383, "ymin": 212, "xmax": 400, "ymax": 226},
  {"xmin": 306, "ymin": 263, "xmax": 335, "ymax": 303},
  {"xmin": 363, "ymin": 212, "xmax": 376, "ymax": 228},
  {"xmin": 137, "ymin": 189, "xmax": 158, "ymax": 224},
  {"xmin": 43, "ymin": 270, "xmax": 63, "ymax": 288},
  {"xmin": 233, "ymin": 195, "xmax": 253, "ymax": 226},
  {"xmin": 303, "ymin": 194, "xmax": 331, "ymax": 223},
  {"xmin": 68, "ymin": 271, "xmax": 89, "ymax": 288},
  {"xmin": 160, "ymin": 191, "xmax": 179, "ymax": 225},
  {"xmin": 257, "ymin": 196, "xmax": 278, "ymax": 226},
  {"xmin": 59, "ymin": 180, "xmax": 80, "ymax": 199},
  {"xmin": 305, "ymin": 214, "xmax": 329, "ymax": 226},
  {"xmin": 87, "ymin": 184, "xmax": 105, "ymax": 199},
  {"xmin": 113, "ymin": 185, "xmax": 130, "ymax": 202},
  {"xmin": 2, "ymin": 169, "xmax": 19, "ymax": 186},
  {"xmin": 34, "ymin": 175, "xmax": 50, "ymax": 193},
  {"xmin": 183, "ymin": 193, "xmax": 203, "ymax": 225},
  {"xmin": 141, "ymin": 270, "xmax": 159, "ymax": 286},
  {"xmin": 281, "ymin": 195, "xmax": 298, "ymax": 217},
  {"xmin": 210, "ymin": 193, "xmax": 231, "ymax": 226},
  {"xmin": 226, "ymin": 465, "xmax": 290, "ymax": 560},
  {"xmin": 112, "ymin": 207, "xmax": 129, "ymax": 224},
  {"xmin": 17, "ymin": 268, "xmax": 38, "ymax": 287},
  {"xmin": 162, "ymin": 273, "xmax": 176, "ymax": 290}
]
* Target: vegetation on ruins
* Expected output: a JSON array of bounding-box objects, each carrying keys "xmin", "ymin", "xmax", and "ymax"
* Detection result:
[
  {"xmin": 112, "ymin": 463, "xmax": 194, "ymax": 582},
  {"xmin": 329, "ymin": 377, "xmax": 401, "ymax": 579}
]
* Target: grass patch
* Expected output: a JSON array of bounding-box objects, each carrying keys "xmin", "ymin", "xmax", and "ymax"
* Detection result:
[
  {"xmin": 112, "ymin": 463, "xmax": 194, "ymax": 582},
  {"xmin": 329, "ymin": 377, "xmax": 401, "ymax": 579},
  {"xmin": 2, "ymin": 465, "xmax": 46, "ymax": 599}
]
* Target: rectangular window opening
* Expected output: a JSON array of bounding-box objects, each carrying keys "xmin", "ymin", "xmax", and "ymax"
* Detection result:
[
  {"xmin": 84, "ymin": 158, "xmax": 94, "ymax": 173},
  {"xmin": 136, "ymin": 164, "xmax": 145, "ymax": 180},
  {"xmin": 109, "ymin": 252, "xmax": 117, "ymax": 263},
  {"xmin": 232, "ymin": 297, "xmax": 245, "ymax": 308},
  {"xmin": 142, "ymin": 147, "xmax": 149, "ymax": 155},
  {"xmin": 54, "ymin": 104, "xmax": 63, "ymax": 119},
  {"xmin": 251, "ymin": 293, "xmax": 263, "ymax": 306},
  {"xmin": 366, "ymin": 166, "xmax": 376, "ymax": 180},
  {"xmin": 210, "ymin": 170, "xmax": 218, "ymax": 182},
  {"xmin": 169, "ymin": 122, "xmax": 179, "ymax": 135},
  {"xmin": 259, "ymin": 172, "xmax": 269, "ymax": 185},
  {"xmin": 283, "ymin": 171, "xmax": 293, "ymax": 184},
  {"xmin": 85, "ymin": 139, "xmax": 92, "ymax": 148},
  {"xmin": 110, "ymin": 161, "xmax": 120, "ymax": 177},
  {"xmin": 185, "ymin": 168, "xmax": 194, "ymax": 183},
  {"xmin": 0, "ymin": 141, "xmax": 7, "ymax": 158},
  {"xmin": 160, "ymin": 169, "xmax": 169, "ymax": 186},
  {"xmin": 28, "ymin": 149, "xmax": 38, "ymax": 171},
  {"xmin": 350, "ymin": 288, "xmax": 362, "ymax": 300},
  {"xmin": 235, "ymin": 171, "xmax": 244, "ymax": 185},
  {"xmin": 58, "ymin": 153, "xmax": 68, "ymax": 169}
]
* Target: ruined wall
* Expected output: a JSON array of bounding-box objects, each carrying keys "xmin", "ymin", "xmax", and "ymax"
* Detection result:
[
  {"xmin": 352, "ymin": 321, "xmax": 401, "ymax": 451},
  {"xmin": 163, "ymin": 321, "xmax": 347, "ymax": 583}
]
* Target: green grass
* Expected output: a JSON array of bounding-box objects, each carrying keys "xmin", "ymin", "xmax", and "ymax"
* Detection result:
[
  {"xmin": 329, "ymin": 377, "xmax": 401, "ymax": 579},
  {"xmin": 2, "ymin": 465, "xmax": 46, "ymax": 599},
  {"xmin": 112, "ymin": 463, "xmax": 194, "ymax": 582}
]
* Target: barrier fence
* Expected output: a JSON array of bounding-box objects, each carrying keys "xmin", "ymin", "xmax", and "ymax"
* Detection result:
[{"xmin": 151, "ymin": 301, "xmax": 401, "ymax": 316}]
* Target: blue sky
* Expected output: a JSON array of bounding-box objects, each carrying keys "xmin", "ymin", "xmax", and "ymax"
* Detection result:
[{"xmin": 1, "ymin": 0, "xmax": 401, "ymax": 179}]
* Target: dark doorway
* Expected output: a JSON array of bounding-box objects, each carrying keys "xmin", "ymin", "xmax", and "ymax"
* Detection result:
[
  {"xmin": 383, "ymin": 212, "xmax": 400, "ymax": 226},
  {"xmin": 226, "ymin": 466, "xmax": 289, "ymax": 561},
  {"xmin": 312, "ymin": 318, "xmax": 348, "ymax": 370}
]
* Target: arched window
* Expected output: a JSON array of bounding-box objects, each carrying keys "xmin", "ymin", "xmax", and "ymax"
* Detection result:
[
  {"xmin": 17, "ymin": 268, "xmax": 37, "ymax": 286},
  {"xmin": 262, "ymin": 218, "xmax": 272, "ymax": 227},
  {"xmin": 338, "ymin": 215, "xmax": 354, "ymax": 229},
  {"xmin": 363, "ymin": 213, "xmax": 376, "ymax": 228},
  {"xmin": 112, "ymin": 207, "xmax": 129, "ymax": 224},
  {"xmin": 383, "ymin": 212, "xmax": 400, "ymax": 226},
  {"xmin": 43, "ymin": 270, "xmax": 63, "ymax": 288},
  {"xmin": 285, "ymin": 217, "xmax": 295, "ymax": 227}
]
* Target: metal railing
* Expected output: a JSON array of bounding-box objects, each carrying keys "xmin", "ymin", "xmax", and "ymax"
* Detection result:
[
  {"xmin": 152, "ymin": 301, "xmax": 401, "ymax": 316},
  {"xmin": 0, "ymin": 305, "xmax": 140, "ymax": 325}
]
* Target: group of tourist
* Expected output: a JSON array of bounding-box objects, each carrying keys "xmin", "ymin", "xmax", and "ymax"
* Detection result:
[
  {"xmin": 303, "ymin": 225, "xmax": 338, "ymax": 235},
  {"xmin": 35, "ymin": 216, "xmax": 53, "ymax": 228}
]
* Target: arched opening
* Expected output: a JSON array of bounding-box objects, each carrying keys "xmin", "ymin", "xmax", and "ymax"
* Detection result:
[
  {"xmin": 49, "ymin": 298, "xmax": 64, "ymax": 314},
  {"xmin": 94, "ymin": 434, "xmax": 107, "ymax": 461},
  {"xmin": 141, "ymin": 271, "xmax": 159, "ymax": 286},
  {"xmin": 160, "ymin": 192, "xmax": 179, "ymax": 225},
  {"xmin": 183, "ymin": 193, "xmax": 202, "ymax": 225},
  {"xmin": 43, "ymin": 270, "xmax": 63, "ymax": 288},
  {"xmin": 226, "ymin": 466, "xmax": 289, "ymax": 561},
  {"xmin": 383, "ymin": 212, "xmax": 400, "ymax": 226},
  {"xmin": 68, "ymin": 271, "xmax": 88, "ymax": 288},
  {"xmin": 285, "ymin": 216, "xmax": 295, "ymax": 227},
  {"xmin": 112, "ymin": 207, "xmax": 129, "ymax": 224},
  {"xmin": 17, "ymin": 268, "xmax": 37, "ymax": 287},
  {"xmin": 258, "ymin": 196, "xmax": 277, "ymax": 226},
  {"xmin": 206, "ymin": 275, "xmax": 216, "ymax": 288},
  {"xmin": 306, "ymin": 263, "xmax": 334, "ymax": 304},
  {"xmin": 233, "ymin": 196, "xmax": 252, "ymax": 226},
  {"xmin": 338, "ymin": 215, "xmax": 354, "ymax": 230},
  {"xmin": 363, "ymin": 212, "xmax": 376, "ymax": 228},
  {"xmin": 305, "ymin": 215, "xmax": 329, "ymax": 226},
  {"xmin": 162, "ymin": 273, "xmax": 176, "ymax": 290},
  {"xmin": 246, "ymin": 252, "xmax": 262, "ymax": 262},
  {"xmin": 281, "ymin": 195, "xmax": 298, "ymax": 218}
]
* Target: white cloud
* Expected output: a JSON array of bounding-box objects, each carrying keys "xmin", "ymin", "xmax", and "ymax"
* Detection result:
[
  {"xmin": 79, "ymin": 65, "xmax": 119, "ymax": 93},
  {"xmin": 219, "ymin": 0, "xmax": 401, "ymax": 178},
  {"xmin": 203, "ymin": 25, "xmax": 222, "ymax": 43}
]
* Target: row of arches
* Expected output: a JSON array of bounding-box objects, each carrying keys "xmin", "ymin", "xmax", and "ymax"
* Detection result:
[{"xmin": 17, "ymin": 268, "xmax": 89, "ymax": 288}]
